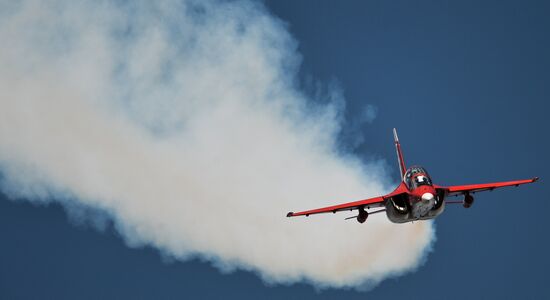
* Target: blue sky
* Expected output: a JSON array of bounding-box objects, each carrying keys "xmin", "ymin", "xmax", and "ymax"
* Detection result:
[{"xmin": 1, "ymin": 0, "xmax": 549, "ymax": 298}]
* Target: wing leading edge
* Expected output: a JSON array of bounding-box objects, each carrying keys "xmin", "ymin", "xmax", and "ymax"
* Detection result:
[{"xmin": 436, "ymin": 177, "xmax": 539, "ymax": 197}]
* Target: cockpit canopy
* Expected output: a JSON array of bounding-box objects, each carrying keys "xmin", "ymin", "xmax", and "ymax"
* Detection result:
[{"xmin": 404, "ymin": 166, "xmax": 432, "ymax": 189}]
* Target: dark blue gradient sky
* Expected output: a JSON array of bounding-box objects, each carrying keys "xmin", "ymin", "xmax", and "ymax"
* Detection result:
[{"xmin": 1, "ymin": 0, "xmax": 549, "ymax": 298}]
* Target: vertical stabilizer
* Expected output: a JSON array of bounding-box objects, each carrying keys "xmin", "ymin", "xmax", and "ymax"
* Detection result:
[{"xmin": 393, "ymin": 128, "xmax": 407, "ymax": 179}]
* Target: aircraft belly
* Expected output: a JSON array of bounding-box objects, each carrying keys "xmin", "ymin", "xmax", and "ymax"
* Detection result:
[
  {"xmin": 412, "ymin": 201, "xmax": 433, "ymax": 219},
  {"xmin": 385, "ymin": 198, "xmax": 445, "ymax": 223}
]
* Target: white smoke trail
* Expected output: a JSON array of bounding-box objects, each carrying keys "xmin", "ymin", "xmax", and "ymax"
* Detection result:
[{"xmin": 0, "ymin": 0, "xmax": 434, "ymax": 288}]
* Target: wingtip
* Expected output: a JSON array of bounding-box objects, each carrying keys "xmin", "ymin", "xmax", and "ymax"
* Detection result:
[
  {"xmin": 286, "ymin": 212, "xmax": 294, "ymax": 217},
  {"xmin": 393, "ymin": 128, "xmax": 399, "ymax": 142},
  {"xmin": 533, "ymin": 177, "xmax": 540, "ymax": 182}
]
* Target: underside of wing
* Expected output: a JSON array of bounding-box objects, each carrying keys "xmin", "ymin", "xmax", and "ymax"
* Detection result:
[
  {"xmin": 436, "ymin": 177, "xmax": 539, "ymax": 197},
  {"xmin": 286, "ymin": 195, "xmax": 387, "ymax": 217}
]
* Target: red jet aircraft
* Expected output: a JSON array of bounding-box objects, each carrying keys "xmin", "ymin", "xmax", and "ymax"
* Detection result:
[{"xmin": 287, "ymin": 128, "xmax": 539, "ymax": 224}]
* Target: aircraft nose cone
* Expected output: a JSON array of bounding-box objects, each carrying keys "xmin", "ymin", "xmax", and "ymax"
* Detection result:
[{"xmin": 421, "ymin": 193, "xmax": 434, "ymax": 203}]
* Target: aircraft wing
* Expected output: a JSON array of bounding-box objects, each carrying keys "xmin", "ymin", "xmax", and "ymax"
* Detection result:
[
  {"xmin": 436, "ymin": 177, "xmax": 539, "ymax": 197},
  {"xmin": 286, "ymin": 195, "xmax": 387, "ymax": 217}
]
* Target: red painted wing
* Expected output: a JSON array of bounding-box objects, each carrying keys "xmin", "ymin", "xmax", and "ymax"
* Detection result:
[
  {"xmin": 286, "ymin": 195, "xmax": 387, "ymax": 217},
  {"xmin": 436, "ymin": 177, "xmax": 539, "ymax": 197},
  {"xmin": 287, "ymin": 183, "xmax": 409, "ymax": 218}
]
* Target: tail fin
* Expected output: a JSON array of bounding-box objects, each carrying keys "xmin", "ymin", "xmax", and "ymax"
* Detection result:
[{"xmin": 393, "ymin": 128, "xmax": 406, "ymax": 179}]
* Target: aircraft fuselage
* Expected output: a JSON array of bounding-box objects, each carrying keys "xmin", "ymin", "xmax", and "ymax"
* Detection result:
[{"xmin": 385, "ymin": 166, "xmax": 445, "ymax": 223}]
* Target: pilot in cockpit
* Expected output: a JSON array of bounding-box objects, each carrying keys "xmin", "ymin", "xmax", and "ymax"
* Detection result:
[
  {"xmin": 414, "ymin": 175, "xmax": 432, "ymax": 187},
  {"xmin": 405, "ymin": 167, "xmax": 433, "ymax": 189}
]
